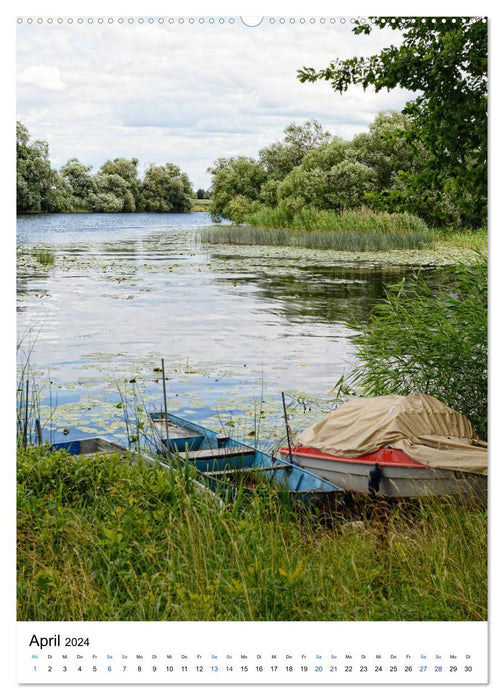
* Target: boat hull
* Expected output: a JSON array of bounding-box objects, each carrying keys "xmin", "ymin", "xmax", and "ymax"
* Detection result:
[
  {"xmin": 150, "ymin": 412, "xmax": 341, "ymax": 503},
  {"xmin": 49, "ymin": 437, "xmax": 219, "ymax": 501},
  {"xmin": 280, "ymin": 447, "xmax": 487, "ymax": 501}
]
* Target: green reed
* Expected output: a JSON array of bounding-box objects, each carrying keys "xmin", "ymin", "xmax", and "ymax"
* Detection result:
[
  {"xmin": 34, "ymin": 249, "xmax": 55, "ymax": 265},
  {"xmin": 201, "ymin": 206, "xmax": 433, "ymax": 251}
]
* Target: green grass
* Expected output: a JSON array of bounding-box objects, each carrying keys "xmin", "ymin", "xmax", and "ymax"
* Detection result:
[
  {"xmin": 202, "ymin": 206, "xmax": 487, "ymax": 254},
  {"xmin": 34, "ymin": 249, "xmax": 55, "ymax": 265},
  {"xmin": 201, "ymin": 206, "xmax": 434, "ymax": 251},
  {"xmin": 201, "ymin": 225, "xmax": 433, "ymax": 252},
  {"xmin": 17, "ymin": 447, "xmax": 487, "ymax": 621},
  {"xmin": 191, "ymin": 199, "xmax": 212, "ymax": 212},
  {"xmin": 249, "ymin": 205, "xmax": 430, "ymax": 235},
  {"xmin": 342, "ymin": 259, "xmax": 487, "ymax": 439},
  {"xmin": 433, "ymin": 227, "xmax": 488, "ymax": 252}
]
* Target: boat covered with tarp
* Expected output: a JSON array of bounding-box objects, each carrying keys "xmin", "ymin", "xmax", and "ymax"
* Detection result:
[{"xmin": 279, "ymin": 394, "xmax": 487, "ymax": 500}]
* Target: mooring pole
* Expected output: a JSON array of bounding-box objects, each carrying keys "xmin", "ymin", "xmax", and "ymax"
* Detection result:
[
  {"xmin": 23, "ymin": 379, "xmax": 29, "ymax": 449},
  {"xmin": 281, "ymin": 391, "xmax": 293, "ymax": 464},
  {"xmin": 35, "ymin": 418, "xmax": 43, "ymax": 446},
  {"xmin": 161, "ymin": 359, "xmax": 170, "ymax": 455}
]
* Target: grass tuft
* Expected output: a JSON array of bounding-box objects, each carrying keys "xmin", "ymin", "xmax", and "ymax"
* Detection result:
[{"xmin": 34, "ymin": 249, "xmax": 55, "ymax": 265}]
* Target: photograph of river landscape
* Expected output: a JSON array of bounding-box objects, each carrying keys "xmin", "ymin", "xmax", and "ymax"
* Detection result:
[{"xmin": 16, "ymin": 15, "xmax": 488, "ymax": 627}]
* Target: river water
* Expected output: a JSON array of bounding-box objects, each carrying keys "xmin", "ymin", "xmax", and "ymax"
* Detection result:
[{"xmin": 16, "ymin": 212, "xmax": 427, "ymax": 450}]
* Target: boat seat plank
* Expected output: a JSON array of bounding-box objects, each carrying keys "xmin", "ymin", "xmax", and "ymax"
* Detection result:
[
  {"xmin": 186, "ymin": 446, "xmax": 255, "ymax": 460},
  {"xmin": 151, "ymin": 419, "xmax": 201, "ymax": 440},
  {"xmin": 206, "ymin": 464, "xmax": 290, "ymax": 476}
]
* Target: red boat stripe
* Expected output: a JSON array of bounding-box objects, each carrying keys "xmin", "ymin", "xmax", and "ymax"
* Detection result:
[{"xmin": 279, "ymin": 445, "xmax": 428, "ymax": 469}]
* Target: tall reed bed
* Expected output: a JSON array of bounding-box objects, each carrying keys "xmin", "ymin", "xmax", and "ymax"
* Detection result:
[
  {"xmin": 249, "ymin": 205, "xmax": 429, "ymax": 234},
  {"xmin": 201, "ymin": 207, "xmax": 433, "ymax": 251},
  {"xmin": 17, "ymin": 447, "xmax": 486, "ymax": 621}
]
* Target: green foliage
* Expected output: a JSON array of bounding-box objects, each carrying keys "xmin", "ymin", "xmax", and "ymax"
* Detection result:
[
  {"xmin": 139, "ymin": 162, "xmax": 193, "ymax": 213},
  {"xmin": 17, "ymin": 447, "xmax": 487, "ymax": 621},
  {"xmin": 202, "ymin": 207, "xmax": 432, "ymax": 251},
  {"xmin": 60, "ymin": 158, "xmax": 97, "ymax": 211},
  {"xmin": 92, "ymin": 173, "xmax": 135, "ymax": 212},
  {"xmin": 208, "ymin": 156, "xmax": 267, "ymax": 221},
  {"xmin": 34, "ymin": 249, "xmax": 55, "ymax": 265},
  {"xmin": 207, "ymin": 110, "xmax": 470, "ymax": 229},
  {"xmin": 88, "ymin": 191, "xmax": 124, "ymax": 213},
  {"xmin": 325, "ymin": 160, "xmax": 378, "ymax": 210},
  {"xmin": 247, "ymin": 205, "xmax": 428, "ymax": 235},
  {"xmin": 350, "ymin": 111, "xmax": 426, "ymax": 190},
  {"xmin": 299, "ymin": 135, "xmax": 349, "ymax": 172},
  {"xmin": 277, "ymin": 167, "xmax": 330, "ymax": 210},
  {"xmin": 298, "ymin": 17, "xmax": 487, "ymax": 227},
  {"xmin": 225, "ymin": 195, "xmax": 260, "ymax": 224},
  {"xmin": 16, "ymin": 122, "xmax": 61, "ymax": 213},
  {"xmin": 16, "ymin": 123, "xmax": 194, "ymax": 214},
  {"xmin": 258, "ymin": 119, "xmax": 331, "ymax": 179},
  {"xmin": 344, "ymin": 258, "xmax": 487, "ymax": 438},
  {"xmin": 97, "ymin": 158, "xmax": 140, "ymax": 211}
]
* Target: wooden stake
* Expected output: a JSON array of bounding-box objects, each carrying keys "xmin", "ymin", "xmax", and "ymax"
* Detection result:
[
  {"xmin": 35, "ymin": 418, "xmax": 43, "ymax": 445},
  {"xmin": 23, "ymin": 379, "xmax": 29, "ymax": 449},
  {"xmin": 161, "ymin": 359, "xmax": 170, "ymax": 455},
  {"xmin": 281, "ymin": 391, "xmax": 293, "ymax": 464}
]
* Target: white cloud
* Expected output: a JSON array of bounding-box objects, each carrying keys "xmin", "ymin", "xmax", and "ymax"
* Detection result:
[
  {"xmin": 18, "ymin": 64, "xmax": 65, "ymax": 91},
  {"xmin": 16, "ymin": 19, "xmax": 415, "ymax": 188}
]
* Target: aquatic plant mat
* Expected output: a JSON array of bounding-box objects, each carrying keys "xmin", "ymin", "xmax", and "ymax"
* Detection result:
[{"xmin": 17, "ymin": 447, "xmax": 487, "ymax": 621}]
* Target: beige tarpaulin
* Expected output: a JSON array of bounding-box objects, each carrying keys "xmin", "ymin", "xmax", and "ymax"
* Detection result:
[{"xmin": 296, "ymin": 394, "xmax": 487, "ymax": 474}]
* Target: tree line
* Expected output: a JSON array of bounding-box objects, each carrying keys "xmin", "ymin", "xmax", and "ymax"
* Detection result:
[
  {"xmin": 16, "ymin": 121, "xmax": 194, "ymax": 214},
  {"xmin": 208, "ymin": 108, "xmax": 484, "ymax": 231},
  {"xmin": 209, "ymin": 17, "xmax": 486, "ymax": 230},
  {"xmin": 17, "ymin": 17, "xmax": 486, "ymax": 229}
]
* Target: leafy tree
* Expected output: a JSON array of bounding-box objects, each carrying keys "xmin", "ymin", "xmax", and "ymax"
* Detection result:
[
  {"xmin": 208, "ymin": 156, "xmax": 267, "ymax": 221},
  {"xmin": 99, "ymin": 158, "xmax": 140, "ymax": 208},
  {"xmin": 277, "ymin": 167, "xmax": 330, "ymax": 210},
  {"xmin": 196, "ymin": 188, "xmax": 210, "ymax": 200},
  {"xmin": 259, "ymin": 119, "xmax": 331, "ymax": 180},
  {"xmin": 298, "ymin": 17, "xmax": 487, "ymax": 227},
  {"xmin": 88, "ymin": 191, "xmax": 123, "ymax": 213},
  {"xmin": 16, "ymin": 122, "xmax": 195, "ymax": 214},
  {"xmin": 59, "ymin": 158, "xmax": 96, "ymax": 210},
  {"xmin": 349, "ymin": 111, "xmax": 426, "ymax": 190},
  {"xmin": 16, "ymin": 122, "xmax": 60, "ymax": 213},
  {"xmin": 258, "ymin": 178, "xmax": 281, "ymax": 207},
  {"xmin": 44, "ymin": 173, "xmax": 74, "ymax": 213},
  {"xmin": 325, "ymin": 160, "xmax": 378, "ymax": 211},
  {"xmin": 92, "ymin": 172, "xmax": 135, "ymax": 212},
  {"xmin": 139, "ymin": 163, "xmax": 193, "ymax": 213},
  {"xmin": 277, "ymin": 159, "xmax": 377, "ymax": 212},
  {"xmin": 299, "ymin": 136, "xmax": 349, "ymax": 172},
  {"xmin": 225, "ymin": 195, "xmax": 260, "ymax": 224}
]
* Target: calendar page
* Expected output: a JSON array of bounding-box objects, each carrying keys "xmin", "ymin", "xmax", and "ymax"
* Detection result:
[{"xmin": 12, "ymin": 0, "xmax": 492, "ymax": 692}]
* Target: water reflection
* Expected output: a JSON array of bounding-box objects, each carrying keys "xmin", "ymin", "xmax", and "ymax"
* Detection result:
[
  {"xmin": 208, "ymin": 251, "xmax": 439, "ymax": 326},
  {"xmin": 16, "ymin": 213, "xmax": 444, "ymax": 442}
]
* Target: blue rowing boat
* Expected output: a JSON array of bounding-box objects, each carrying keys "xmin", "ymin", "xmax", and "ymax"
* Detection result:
[
  {"xmin": 48, "ymin": 435, "xmax": 220, "ymax": 502},
  {"xmin": 149, "ymin": 412, "xmax": 341, "ymax": 503}
]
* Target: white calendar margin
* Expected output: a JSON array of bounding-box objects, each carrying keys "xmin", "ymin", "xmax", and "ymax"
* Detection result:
[
  {"xmin": 5, "ymin": 0, "xmax": 502, "ymax": 697},
  {"xmin": 17, "ymin": 620, "xmax": 488, "ymax": 684}
]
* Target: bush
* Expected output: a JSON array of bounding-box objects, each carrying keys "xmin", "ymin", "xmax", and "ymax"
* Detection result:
[
  {"xmin": 344, "ymin": 258, "xmax": 487, "ymax": 438},
  {"xmin": 89, "ymin": 192, "xmax": 123, "ymax": 213},
  {"xmin": 226, "ymin": 195, "xmax": 260, "ymax": 224}
]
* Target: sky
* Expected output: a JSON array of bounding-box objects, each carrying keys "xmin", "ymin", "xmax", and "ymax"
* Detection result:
[{"xmin": 16, "ymin": 16, "xmax": 415, "ymax": 190}]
